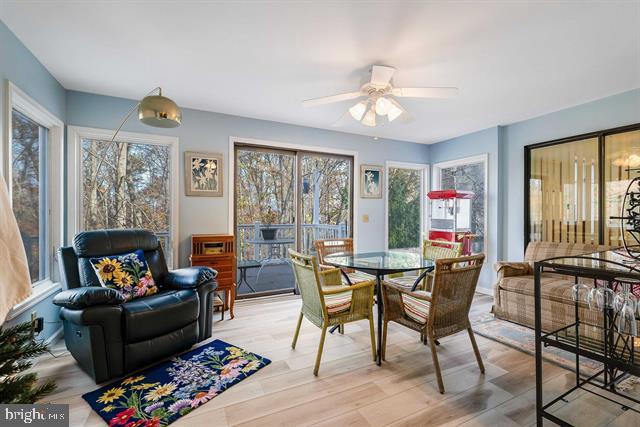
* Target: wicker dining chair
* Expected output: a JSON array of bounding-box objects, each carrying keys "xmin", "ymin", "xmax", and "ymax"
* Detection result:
[
  {"xmin": 314, "ymin": 238, "xmax": 375, "ymax": 284},
  {"xmin": 380, "ymin": 254, "xmax": 485, "ymax": 393},
  {"xmin": 386, "ymin": 239, "xmax": 463, "ymax": 291},
  {"xmin": 289, "ymin": 249, "xmax": 377, "ymax": 376}
]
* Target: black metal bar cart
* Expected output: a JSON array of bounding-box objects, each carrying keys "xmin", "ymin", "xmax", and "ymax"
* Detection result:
[{"xmin": 535, "ymin": 250, "xmax": 640, "ymax": 426}]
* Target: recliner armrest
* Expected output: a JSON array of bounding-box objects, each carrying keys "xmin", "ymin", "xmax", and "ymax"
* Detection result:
[
  {"xmin": 53, "ymin": 287, "xmax": 125, "ymax": 309},
  {"xmin": 164, "ymin": 267, "xmax": 217, "ymax": 289}
]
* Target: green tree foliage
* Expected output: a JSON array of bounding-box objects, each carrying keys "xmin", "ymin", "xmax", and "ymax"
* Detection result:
[
  {"xmin": 388, "ymin": 168, "xmax": 421, "ymax": 250},
  {"xmin": 0, "ymin": 322, "xmax": 56, "ymax": 403}
]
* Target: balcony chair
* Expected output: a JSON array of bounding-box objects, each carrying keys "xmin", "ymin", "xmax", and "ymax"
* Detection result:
[
  {"xmin": 380, "ymin": 254, "xmax": 485, "ymax": 393},
  {"xmin": 53, "ymin": 229, "xmax": 217, "ymax": 383},
  {"xmin": 314, "ymin": 238, "xmax": 374, "ymax": 285},
  {"xmin": 289, "ymin": 249, "xmax": 376, "ymax": 376}
]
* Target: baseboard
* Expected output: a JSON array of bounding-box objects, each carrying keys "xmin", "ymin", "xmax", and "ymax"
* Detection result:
[{"xmin": 44, "ymin": 326, "xmax": 64, "ymax": 346}]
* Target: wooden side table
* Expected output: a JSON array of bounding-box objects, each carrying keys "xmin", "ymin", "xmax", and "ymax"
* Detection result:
[{"xmin": 190, "ymin": 234, "xmax": 236, "ymax": 319}]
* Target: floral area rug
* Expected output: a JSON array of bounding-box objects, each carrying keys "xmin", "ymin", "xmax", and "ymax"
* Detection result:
[
  {"xmin": 472, "ymin": 315, "xmax": 602, "ymax": 374},
  {"xmin": 83, "ymin": 339, "xmax": 270, "ymax": 426}
]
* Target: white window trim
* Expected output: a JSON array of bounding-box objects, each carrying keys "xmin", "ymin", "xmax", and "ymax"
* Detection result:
[
  {"xmin": 2, "ymin": 81, "xmax": 64, "ymax": 319},
  {"xmin": 67, "ymin": 126, "xmax": 179, "ymax": 267},
  {"xmin": 384, "ymin": 161, "xmax": 429, "ymax": 253},
  {"xmin": 431, "ymin": 153, "xmax": 489, "ymax": 257},
  {"xmin": 228, "ymin": 136, "xmax": 359, "ymax": 252}
]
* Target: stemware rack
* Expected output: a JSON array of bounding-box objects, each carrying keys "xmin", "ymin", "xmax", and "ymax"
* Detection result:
[{"xmin": 534, "ymin": 253, "xmax": 640, "ymax": 426}]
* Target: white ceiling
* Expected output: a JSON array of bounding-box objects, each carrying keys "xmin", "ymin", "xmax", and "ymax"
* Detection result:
[{"xmin": 1, "ymin": 1, "xmax": 639, "ymax": 144}]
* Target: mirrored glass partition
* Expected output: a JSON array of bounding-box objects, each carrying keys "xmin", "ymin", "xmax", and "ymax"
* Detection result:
[{"xmin": 526, "ymin": 124, "xmax": 640, "ymax": 249}]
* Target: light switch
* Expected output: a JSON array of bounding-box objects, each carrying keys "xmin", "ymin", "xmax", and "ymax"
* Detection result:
[{"xmin": 362, "ymin": 214, "xmax": 369, "ymax": 223}]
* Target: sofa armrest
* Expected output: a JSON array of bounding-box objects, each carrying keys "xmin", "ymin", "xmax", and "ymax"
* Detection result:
[
  {"xmin": 53, "ymin": 287, "xmax": 125, "ymax": 309},
  {"xmin": 494, "ymin": 261, "xmax": 532, "ymax": 279},
  {"xmin": 164, "ymin": 267, "xmax": 217, "ymax": 289}
]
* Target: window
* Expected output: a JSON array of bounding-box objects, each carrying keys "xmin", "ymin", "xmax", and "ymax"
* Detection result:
[
  {"xmin": 432, "ymin": 155, "xmax": 488, "ymax": 255},
  {"xmin": 11, "ymin": 109, "xmax": 48, "ymax": 283},
  {"xmin": 68, "ymin": 127, "xmax": 179, "ymax": 267},
  {"xmin": 385, "ymin": 162, "xmax": 428, "ymax": 253},
  {"xmin": 3, "ymin": 82, "xmax": 63, "ymax": 291}
]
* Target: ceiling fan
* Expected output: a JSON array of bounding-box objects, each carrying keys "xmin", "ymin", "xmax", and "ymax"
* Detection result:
[{"xmin": 302, "ymin": 65, "xmax": 458, "ymax": 127}]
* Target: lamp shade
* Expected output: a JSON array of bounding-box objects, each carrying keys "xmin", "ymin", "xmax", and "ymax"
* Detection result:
[{"xmin": 138, "ymin": 94, "xmax": 182, "ymax": 128}]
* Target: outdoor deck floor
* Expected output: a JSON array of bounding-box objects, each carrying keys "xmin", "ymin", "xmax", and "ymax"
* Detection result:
[{"xmin": 236, "ymin": 262, "xmax": 296, "ymax": 296}]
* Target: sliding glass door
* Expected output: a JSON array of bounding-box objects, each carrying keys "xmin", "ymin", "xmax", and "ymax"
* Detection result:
[
  {"xmin": 235, "ymin": 144, "xmax": 353, "ymax": 297},
  {"xmin": 386, "ymin": 163, "xmax": 427, "ymax": 253}
]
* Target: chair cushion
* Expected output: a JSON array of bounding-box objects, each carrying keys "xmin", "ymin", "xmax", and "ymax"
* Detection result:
[
  {"xmin": 90, "ymin": 249, "xmax": 158, "ymax": 301},
  {"xmin": 122, "ymin": 289, "xmax": 199, "ymax": 343},
  {"xmin": 324, "ymin": 290, "xmax": 352, "ymax": 315},
  {"xmin": 499, "ymin": 274, "xmax": 578, "ymax": 304},
  {"xmin": 344, "ymin": 271, "xmax": 375, "ymax": 285},
  {"xmin": 386, "ymin": 275, "xmax": 429, "ymax": 291},
  {"xmin": 402, "ymin": 291, "xmax": 431, "ymax": 324}
]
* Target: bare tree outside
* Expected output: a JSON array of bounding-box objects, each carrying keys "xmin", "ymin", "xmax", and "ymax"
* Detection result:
[
  {"xmin": 11, "ymin": 109, "xmax": 46, "ymax": 283},
  {"xmin": 81, "ymin": 138, "xmax": 172, "ymax": 264}
]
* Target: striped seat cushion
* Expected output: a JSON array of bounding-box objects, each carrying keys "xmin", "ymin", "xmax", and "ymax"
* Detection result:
[
  {"xmin": 386, "ymin": 275, "xmax": 430, "ymax": 291},
  {"xmin": 345, "ymin": 271, "xmax": 375, "ymax": 285},
  {"xmin": 402, "ymin": 291, "xmax": 431, "ymax": 324},
  {"xmin": 324, "ymin": 290, "xmax": 352, "ymax": 315}
]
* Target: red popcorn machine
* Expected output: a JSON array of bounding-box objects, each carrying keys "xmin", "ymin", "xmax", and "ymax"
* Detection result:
[{"xmin": 427, "ymin": 189, "xmax": 476, "ymax": 255}]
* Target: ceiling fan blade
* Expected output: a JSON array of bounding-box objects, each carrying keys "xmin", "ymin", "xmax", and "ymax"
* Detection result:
[
  {"xmin": 370, "ymin": 65, "xmax": 396, "ymax": 86},
  {"xmin": 392, "ymin": 87, "xmax": 458, "ymax": 98},
  {"xmin": 302, "ymin": 91, "xmax": 362, "ymax": 107},
  {"xmin": 331, "ymin": 110, "xmax": 352, "ymax": 127}
]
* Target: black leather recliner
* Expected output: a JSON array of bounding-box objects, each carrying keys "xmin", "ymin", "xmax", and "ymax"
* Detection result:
[{"xmin": 53, "ymin": 229, "xmax": 217, "ymax": 383}]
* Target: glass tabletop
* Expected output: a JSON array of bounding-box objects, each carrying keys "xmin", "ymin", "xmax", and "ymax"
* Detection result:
[
  {"xmin": 324, "ymin": 251, "xmax": 436, "ymax": 274},
  {"xmin": 539, "ymin": 247, "xmax": 640, "ymax": 279}
]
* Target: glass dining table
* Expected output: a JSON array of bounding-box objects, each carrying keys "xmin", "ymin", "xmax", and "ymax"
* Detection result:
[{"xmin": 324, "ymin": 251, "xmax": 436, "ymax": 365}]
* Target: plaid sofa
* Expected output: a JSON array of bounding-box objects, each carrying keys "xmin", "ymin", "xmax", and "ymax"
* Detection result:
[{"xmin": 493, "ymin": 241, "xmax": 612, "ymax": 340}]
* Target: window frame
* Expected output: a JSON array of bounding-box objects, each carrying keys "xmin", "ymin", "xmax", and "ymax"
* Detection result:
[
  {"xmin": 67, "ymin": 126, "xmax": 179, "ymax": 267},
  {"xmin": 431, "ymin": 153, "xmax": 489, "ymax": 256},
  {"xmin": 1, "ymin": 81, "xmax": 64, "ymax": 317},
  {"xmin": 384, "ymin": 161, "xmax": 429, "ymax": 253}
]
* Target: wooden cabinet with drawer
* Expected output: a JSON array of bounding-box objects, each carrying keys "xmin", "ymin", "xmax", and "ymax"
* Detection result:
[{"xmin": 190, "ymin": 234, "xmax": 236, "ymax": 319}]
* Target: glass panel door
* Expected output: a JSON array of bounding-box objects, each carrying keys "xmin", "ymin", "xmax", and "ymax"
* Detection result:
[
  {"xmin": 387, "ymin": 166, "xmax": 424, "ymax": 253},
  {"xmin": 529, "ymin": 138, "xmax": 599, "ymax": 244},
  {"xmin": 604, "ymin": 129, "xmax": 640, "ymax": 246},
  {"xmin": 300, "ymin": 153, "xmax": 353, "ymax": 255},
  {"xmin": 235, "ymin": 146, "xmax": 296, "ymax": 295}
]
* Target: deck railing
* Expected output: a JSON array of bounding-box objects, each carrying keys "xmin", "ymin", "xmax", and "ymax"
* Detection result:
[{"xmin": 236, "ymin": 223, "xmax": 349, "ymax": 261}]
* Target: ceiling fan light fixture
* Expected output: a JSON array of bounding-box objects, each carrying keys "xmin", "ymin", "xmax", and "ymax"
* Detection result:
[
  {"xmin": 361, "ymin": 108, "xmax": 376, "ymax": 127},
  {"xmin": 375, "ymin": 97, "xmax": 392, "ymax": 115},
  {"xmin": 387, "ymin": 103, "xmax": 403, "ymax": 122},
  {"xmin": 349, "ymin": 101, "xmax": 367, "ymax": 121}
]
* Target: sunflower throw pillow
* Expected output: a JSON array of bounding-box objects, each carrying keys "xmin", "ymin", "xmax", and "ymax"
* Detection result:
[{"xmin": 90, "ymin": 250, "xmax": 158, "ymax": 301}]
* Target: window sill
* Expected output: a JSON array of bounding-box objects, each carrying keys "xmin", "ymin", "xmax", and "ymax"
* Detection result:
[{"xmin": 5, "ymin": 280, "xmax": 62, "ymax": 321}]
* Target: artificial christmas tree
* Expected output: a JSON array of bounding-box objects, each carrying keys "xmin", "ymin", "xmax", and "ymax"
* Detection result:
[{"xmin": 0, "ymin": 321, "xmax": 56, "ymax": 403}]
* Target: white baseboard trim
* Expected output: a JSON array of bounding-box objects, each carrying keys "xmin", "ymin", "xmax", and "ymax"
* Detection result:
[{"xmin": 44, "ymin": 326, "xmax": 64, "ymax": 346}]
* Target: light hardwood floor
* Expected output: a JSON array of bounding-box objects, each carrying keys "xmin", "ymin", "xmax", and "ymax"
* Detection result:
[{"xmin": 37, "ymin": 294, "xmax": 638, "ymax": 426}]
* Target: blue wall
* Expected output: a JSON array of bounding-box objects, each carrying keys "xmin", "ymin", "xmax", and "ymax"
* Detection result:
[
  {"xmin": 66, "ymin": 90, "xmax": 430, "ymax": 267},
  {"xmin": 0, "ymin": 20, "xmax": 66, "ymax": 341}
]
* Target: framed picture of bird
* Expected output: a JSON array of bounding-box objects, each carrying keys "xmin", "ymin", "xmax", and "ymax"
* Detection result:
[{"xmin": 185, "ymin": 151, "xmax": 223, "ymax": 197}]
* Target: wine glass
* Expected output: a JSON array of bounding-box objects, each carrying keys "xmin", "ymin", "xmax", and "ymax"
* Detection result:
[
  {"xmin": 618, "ymin": 298, "xmax": 638, "ymax": 336},
  {"xmin": 594, "ymin": 286, "xmax": 616, "ymax": 310},
  {"xmin": 571, "ymin": 282, "xmax": 589, "ymax": 304}
]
